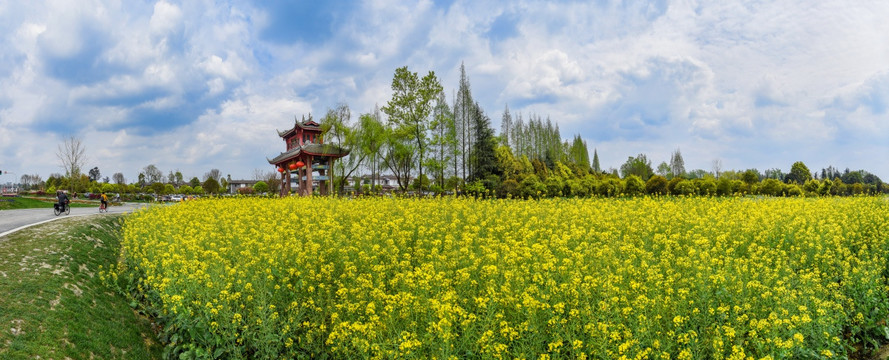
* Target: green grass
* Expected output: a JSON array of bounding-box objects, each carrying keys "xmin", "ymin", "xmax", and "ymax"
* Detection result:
[
  {"xmin": 0, "ymin": 215, "xmax": 162, "ymax": 359},
  {"xmin": 0, "ymin": 197, "xmax": 95, "ymax": 210}
]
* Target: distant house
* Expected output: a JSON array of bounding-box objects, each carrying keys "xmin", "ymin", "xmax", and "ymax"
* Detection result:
[
  {"xmin": 344, "ymin": 174, "xmax": 405, "ymax": 193},
  {"xmin": 228, "ymin": 179, "xmax": 259, "ymax": 194}
]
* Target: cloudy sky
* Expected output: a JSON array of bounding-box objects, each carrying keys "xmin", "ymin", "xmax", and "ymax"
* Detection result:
[{"xmin": 1, "ymin": 0, "xmax": 888, "ymax": 183}]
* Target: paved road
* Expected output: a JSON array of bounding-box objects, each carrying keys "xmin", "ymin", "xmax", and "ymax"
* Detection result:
[{"xmin": 0, "ymin": 203, "xmax": 148, "ymax": 238}]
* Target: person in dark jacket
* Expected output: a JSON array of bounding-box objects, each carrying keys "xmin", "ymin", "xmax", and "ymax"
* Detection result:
[{"xmin": 56, "ymin": 190, "xmax": 70, "ymax": 211}]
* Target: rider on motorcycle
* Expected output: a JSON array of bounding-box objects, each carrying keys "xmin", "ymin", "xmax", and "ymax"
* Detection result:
[{"xmin": 56, "ymin": 190, "xmax": 70, "ymax": 211}]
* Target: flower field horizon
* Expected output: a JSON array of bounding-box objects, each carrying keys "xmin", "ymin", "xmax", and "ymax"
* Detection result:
[{"xmin": 115, "ymin": 196, "xmax": 889, "ymax": 359}]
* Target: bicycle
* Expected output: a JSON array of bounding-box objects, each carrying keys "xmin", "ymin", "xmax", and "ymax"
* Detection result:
[
  {"xmin": 99, "ymin": 202, "xmax": 108, "ymax": 213},
  {"xmin": 54, "ymin": 202, "xmax": 70, "ymax": 216}
]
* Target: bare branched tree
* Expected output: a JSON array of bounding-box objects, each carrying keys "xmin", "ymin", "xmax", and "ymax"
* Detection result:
[
  {"xmin": 112, "ymin": 172, "xmax": 126, "ymax": 185},
  {"xmin": 143, "ymin": 164, "xmax": 163, "ymax": 184},
  {"xmin": 712, "ymin": 159, "xmax": 723, "ymax": 179},
  {"xmin": 204, "ymin": 168, "xmax": 221, "ymax": 182},
  {"xmin": 252, "ymin": 168, "xmax": 268, "ymax": 181},
  {"xmin": 57, "ymin": 136, "xmax": 87, "ymax": 178}
]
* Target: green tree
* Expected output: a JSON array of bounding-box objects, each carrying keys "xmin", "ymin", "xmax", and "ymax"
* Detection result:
[
  {"xmin": 741, "ymin": 169, "xmax": 760, "ymax": 184},
  {"xmin": 620, "ymin": 154, "xmax": 654, "ymax": 180},
  {"xmin": 189, "ymin": 177, "xmax": 201, "ymax": 188},
  {"xmin": 786, "ymin": 161, "xmax": 812, "ymax": 184},
  {"xmin": 500, "ymin": 104, "xmax": 512, "ymax": 148},
  {"xmin": 382, "ymin": 126, "xmax": 415, "ymax": 192},
  {"xmin": 358, "ymin": 108, "xmax": 387, "ymax": 193},
  {"xmin": 495, "ymin": 145, "xmax": 520, "ymax": 181},
  {"xmin": 253, "ymin": 181, "xmax": 269, "ymax": 194},
  {"xmin": 100, "ymin": 182, "xmax": 115, "ymax": 194},
  {"xmin": 323, "ymin": 103, "xmax": 366, "ymax": 194},
  {"xmin": 429, "ymin": 92, "xmax": 456, "ymax": 187},
  {"xmin": 763, "ymin": 168, "xmax": 784, "ymax": 180},
  {"xmin": 656, "ymin": 161, "xmax": 671, "ymax": 179},
  {"xmin": 455, "ymin": 62, "xmax": 474, "ymax": 180},
  {"xmin": 591, "ymin": 148, "xmax": 601, "ymax": 173},
  {"xmin": 382, "ymin": 66, "xmax": 443, "ymax": 193},
  {"xmin": 567, "ymin": 135, "xmax": 590, "ymax": 169},
  {"xmin": 468, "ymin": 102, "xmax": 498, "ymax": 185},
  {"xmin": 203, "ymin": 177, "xmax": 220, "ymax": 194}
]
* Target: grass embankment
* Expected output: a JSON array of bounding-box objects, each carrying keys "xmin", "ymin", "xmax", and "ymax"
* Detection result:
[
  {"xmin": 0, "ymin": 196, "xmax": 95, "ymax": 210},
  {"xmin": 0, "ymin": 216, "xmax": 162, "ymax": 359}
]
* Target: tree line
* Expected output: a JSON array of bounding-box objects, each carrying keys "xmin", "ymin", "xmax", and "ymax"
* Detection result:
[
  {"xmin": 22, "ymin": 63, "xmax": 887, "ymax": 199},
  {"xmin": 318, "ymin": 63, "xmax": 887, "ymax": 198}
]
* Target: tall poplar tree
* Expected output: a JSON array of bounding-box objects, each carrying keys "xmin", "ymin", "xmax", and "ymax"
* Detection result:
[
  {"xmin": 670, "ymin": 149, "xmax": 686, "ymax": 178},
  {"xmin": 454, "ymin": 62, "xmax": 475, "ymax": 181},
  {"xmin": 501, "ymin": 104, "xmax": 512, "ymax": 148},
  {"xmin": 429, "ymin": 92, "xmax": 455, "ymax": 187},
  {"xmin": 592, "ymin": 148, "xmax": 601, "ymax": 173}
]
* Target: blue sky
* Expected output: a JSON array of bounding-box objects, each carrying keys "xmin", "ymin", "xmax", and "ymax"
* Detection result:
[{"xmin": 1, "ymin": 0, "xmax": 888, "ymax": 183}]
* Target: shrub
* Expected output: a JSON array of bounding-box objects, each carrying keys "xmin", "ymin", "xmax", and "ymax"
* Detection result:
[
  {"xmin": 697, "ymin": 179, "xmax": 717, "ymax": 196},
  {"xmin": 667, "ymin": 177, "xmax": 684, "ymax": 194},
  {"xmin": 716, "ymin": 178, "xmax": 732, "ymax": 196},
  {"xmin": 623, "ymin": 175, "xmax": 645, "ymax": 196},
  {"xmin": 253, "ymin": 181, "xmax": 269, "ymax": 194},
  {"xmin": 673, "ymin": 180, "xmax": 696, "ymax": 196},
  {"xmin": 521, "ymin": 175, "xmax": 546, "ymax": 199},
  {"xmin": 760, "ymin": 179, "xmax": 783, "ymax": 196},
  {"xmin": 645, "ymin": 175, "xmax": 668, "ymax": 195},
  {"xmin": 596, "ymin": 177, "xmax": 623, "ymax": 197},
  {"xmin": 498, "ymin": 179, "xmax": 520, "ymax": 198}
]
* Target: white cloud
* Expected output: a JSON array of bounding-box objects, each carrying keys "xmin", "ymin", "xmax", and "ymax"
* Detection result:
[
  {"xmin": 149, "ymin": 1, "xmax": 183, "ymax": 36},
  {"xmin": 1, "ymin": 0, "xmax": 889, "ymax": 181}
]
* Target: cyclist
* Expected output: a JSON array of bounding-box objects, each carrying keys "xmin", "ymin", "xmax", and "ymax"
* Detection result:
[
  {"xmin": 100, "ymin": 191, "xmax": 109, "ymax": 211},
  {"xmin": 56, "ymin": 190, "xmax": 70, "ymax": 212}
]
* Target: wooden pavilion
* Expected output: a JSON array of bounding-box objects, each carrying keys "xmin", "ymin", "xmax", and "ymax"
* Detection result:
[{"xmin": 267, "ymin": 115, "xmax": 350, "ymax": 196}]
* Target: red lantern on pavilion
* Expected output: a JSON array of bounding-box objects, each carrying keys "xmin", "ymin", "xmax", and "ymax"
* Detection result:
[
  {"xmin": 276, "ymin": 167, "xmax": 284, "ymax": 173},
  {"xmin": 288, "ymin": 163, "xmax": 298, "ymax": 171},
  {"xmin": 295, "ymin": 160, "xmax": 305, "ymax": 168}
]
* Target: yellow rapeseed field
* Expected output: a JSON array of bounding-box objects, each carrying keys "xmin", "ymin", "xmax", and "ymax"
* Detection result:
[{"xmin": 115, "ymin": 196, "xmax": 889, "ymax": 359}]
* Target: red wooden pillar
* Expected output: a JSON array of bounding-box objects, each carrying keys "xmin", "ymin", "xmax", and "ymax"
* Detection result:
[
  {"xmin": 280, "ymin": 170, "xmax": 285, "ymax": 197},
  {"xmin": 284, "ymin": 168, "xmax": 291, "ymax": 196},
  {"xmin": 306, "ymin": 156, "xmax": 314, "ymax": 196}
]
